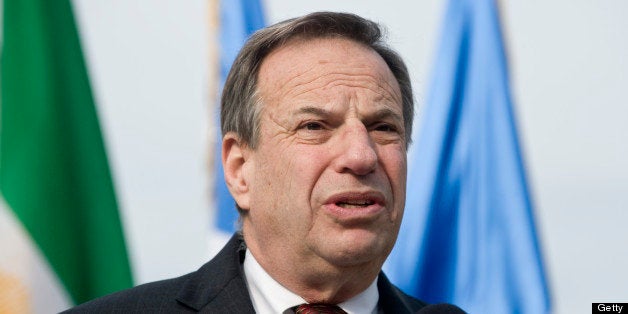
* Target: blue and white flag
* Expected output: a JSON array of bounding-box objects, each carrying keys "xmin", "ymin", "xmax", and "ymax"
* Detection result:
[
  {"xmin": 213, "ymin": 0, "xmax": 265, "ymax": 233},
  {"xmin": 384, "ymin": 0, "xmax": 551, "ymax": 312}
]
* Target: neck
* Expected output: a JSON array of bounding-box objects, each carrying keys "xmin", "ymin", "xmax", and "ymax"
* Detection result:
[{"xmin": 242, "ymin": 230, "xmax": 383, "ymax": 304}]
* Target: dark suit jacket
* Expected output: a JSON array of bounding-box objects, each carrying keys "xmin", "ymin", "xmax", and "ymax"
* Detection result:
[{"xmin": 64, "ymin": 234, "xmax": 427, "ymax": 313}]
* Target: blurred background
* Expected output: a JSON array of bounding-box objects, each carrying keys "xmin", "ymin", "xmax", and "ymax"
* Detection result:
[{"xmin": 6, "ymin": 0, "xmax": 625, "ymax": 313}]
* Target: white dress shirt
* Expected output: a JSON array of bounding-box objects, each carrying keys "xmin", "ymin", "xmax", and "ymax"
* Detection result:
[{"xmin": 243, "ymin": 249, "xmax": 379, "ymax": 314}]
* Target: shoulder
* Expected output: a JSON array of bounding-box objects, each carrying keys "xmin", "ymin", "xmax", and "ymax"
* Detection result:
[
  {"xmin": 62, "ymin": 273, "xmax": 195, "ymax": 313},
  {"xmin": 62, "ymin": 233, "xmax": 252, "ymax": 313},
  {"xmin": 377, "ymin": 272, "xmax": 428, "ymax": 313}
]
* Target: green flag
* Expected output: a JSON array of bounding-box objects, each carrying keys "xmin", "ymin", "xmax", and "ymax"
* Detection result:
[{"xmin": 0, "ymin": 0, "xmax": 134, "ymax": 309}]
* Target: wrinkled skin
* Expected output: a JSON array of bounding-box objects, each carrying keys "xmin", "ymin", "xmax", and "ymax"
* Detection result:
[{"xmin": 222, "ymin": 37, "xmax": 407, "ymax": 303}]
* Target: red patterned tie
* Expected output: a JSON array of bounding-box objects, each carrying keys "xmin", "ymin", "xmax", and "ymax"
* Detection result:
[{"xmin": 294, "ymin": 303, "xmax": 347, "ymax": 314}]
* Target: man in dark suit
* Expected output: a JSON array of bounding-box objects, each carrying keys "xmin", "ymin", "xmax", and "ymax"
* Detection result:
[{"xmin": 67, "ymin": 12, "xmax": 462, "ymax": 313}]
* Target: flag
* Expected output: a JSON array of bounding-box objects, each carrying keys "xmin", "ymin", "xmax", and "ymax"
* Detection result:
[
  {"xmin": 213, "ymin": 0, "xmax": 265, "ymax": 233},
  {"xmin": 384, "ymin": 0, "xmax": 551, "ymax": 312},
  {"xmin": 0, "ymin": 0, "xmax": 134, "ymax": 311}
]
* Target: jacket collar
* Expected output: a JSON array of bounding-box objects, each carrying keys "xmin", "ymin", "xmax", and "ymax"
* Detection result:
[
  {"xmin": 174, "ymin": 232, "xmax": 424, "ymax": 313},
  {"xmin": 377, "ymin": 272, "xmax": 426, "ymax": 312},
  {"xmin": 175, "ymin": 233, "xmax": 255, "ymax": 312}
]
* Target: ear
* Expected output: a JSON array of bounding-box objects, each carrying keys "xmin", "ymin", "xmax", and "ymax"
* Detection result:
[{"xmin": 222, "ymin": 132, "xmax": 251, "ymax": 211}]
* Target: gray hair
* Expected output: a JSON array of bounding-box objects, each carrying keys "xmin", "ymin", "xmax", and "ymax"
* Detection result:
[{"xmin": 220, "ymin": 11, "xmax": 414, "ymax": 148}]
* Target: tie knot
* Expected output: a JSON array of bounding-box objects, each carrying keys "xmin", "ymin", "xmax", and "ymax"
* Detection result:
[{"xmin": 294, "ymin": 303, "xmax": 347, "ymax": 314}]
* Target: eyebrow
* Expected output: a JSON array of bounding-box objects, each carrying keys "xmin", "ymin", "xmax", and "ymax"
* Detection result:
[
  {"xmin": 367, "ymin": 108, "xmax": 404, "ymax": 126},
  {"xmin": 294, "ymin": 106, "xmax": 331, "ymax": 117},
  {"xmin": 293, "ymin": 106, "xmax": 403, "ymax": 125}
]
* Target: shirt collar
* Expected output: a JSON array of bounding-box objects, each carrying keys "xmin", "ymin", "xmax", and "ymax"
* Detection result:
[
  {"xmin": 243, "ymin": 249, "xmax": 379, "ymax": 314},
  {"xmin": 338, "ymin": 279, "xmax": 378, "ymax": 314}
]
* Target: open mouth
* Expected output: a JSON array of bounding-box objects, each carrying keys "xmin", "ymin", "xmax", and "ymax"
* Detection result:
[
  {"xmin": 335, "ymin": 200, "xmax": 375, "ymax": 208},
  {"xmin": 324, "ymin": 191, "xmax": 386, "ymax": 220}
]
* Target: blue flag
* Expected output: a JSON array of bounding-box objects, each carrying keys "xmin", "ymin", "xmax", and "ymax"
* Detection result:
[
  {"xmin": 214, "ymin": 0, "xmax": 265, "ymax": 232},
  {"xmin": 384, "ymin": 0, "xmax": 551, "ymax": 312}
]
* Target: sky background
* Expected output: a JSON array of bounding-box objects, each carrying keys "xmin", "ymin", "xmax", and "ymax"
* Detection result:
[{"xmin": 72, "ymin": 1, "xmax": 628, "ymax": 313}]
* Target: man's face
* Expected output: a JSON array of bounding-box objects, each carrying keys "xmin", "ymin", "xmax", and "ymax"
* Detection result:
[{"xmin": 241, "ymin": 37, "xmax": 407, "ymax": 269}]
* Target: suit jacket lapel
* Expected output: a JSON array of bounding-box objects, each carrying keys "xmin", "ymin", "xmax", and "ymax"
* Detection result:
[
  {"xmin": 377, "ymin": 272, "xmax": 426, "ymax": 313},
  {"xmin": 175, "ymin": 234, "xmax": 256, "ymax": 313},
  {"xmin": 173, "ymin": 233, "xmax": 424, "ymax": 313}
]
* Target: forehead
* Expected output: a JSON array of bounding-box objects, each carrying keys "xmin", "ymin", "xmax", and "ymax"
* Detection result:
[{"xmin": 257, "ymin": 37, "xmax": 401, "ymax": 107}]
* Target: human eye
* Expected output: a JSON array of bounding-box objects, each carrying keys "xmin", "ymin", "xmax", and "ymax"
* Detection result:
[
  {"xmin": 372, "ymin": 123, "xmax": 399, "ymax": 133},
  {"xmin": 301, "ymin": 121, "xmax": 325, "ymax": 131},
  {"xmin": 370, "ymin": 122, "xmax": 404, "ymax": 144},
  {"xmin": 296, "ymin": 120, "xmax": 331, "ymax": 144}
]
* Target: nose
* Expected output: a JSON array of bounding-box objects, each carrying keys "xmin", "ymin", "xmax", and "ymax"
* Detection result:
[{"xmin": 332, "ymin": 122, "xmax": 378, "ymax": 176}]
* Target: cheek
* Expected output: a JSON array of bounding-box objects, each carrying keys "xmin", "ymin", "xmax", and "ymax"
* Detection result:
[
  {"xmin": 379, "ymin": 147, "xmax": 407, "ymax": 204},
  {"xmin": 380, "ymin": 144, "xmax": 406, "ymax": 178},
  {"xmin": 253, "ymin": 145, "xmax": 326, "ymax": 211}
]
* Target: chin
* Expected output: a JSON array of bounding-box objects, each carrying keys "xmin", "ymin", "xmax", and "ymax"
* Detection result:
[{"xmin": 316, "ymin": 228, "xmax": 395, "ymax": 267}]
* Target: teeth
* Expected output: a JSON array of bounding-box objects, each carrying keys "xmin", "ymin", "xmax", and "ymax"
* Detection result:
[{"xmin": 337, "ymin": 200, "xmax": 374, "ymax": 208}]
